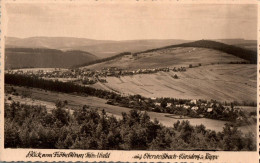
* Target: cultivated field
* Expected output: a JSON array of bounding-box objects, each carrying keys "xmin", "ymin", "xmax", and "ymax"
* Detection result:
[
  {"xmin": 91, "ymin": 64, "xmax": 256, "ymax": 103},
  {"xmin": 85, "ymin": 47, "xmax": 247, "ymax": 70},
  {"xmin": 5, "ymin": 86, "xmax": 256, "ymax": 134}
]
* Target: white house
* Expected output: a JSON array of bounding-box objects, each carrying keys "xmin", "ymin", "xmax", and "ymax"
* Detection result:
[
  {"xmin": 154, "ymin": 102, "xmax": 161, "ymax": 106},
  {"xmin": 183, "ymin": 105, "xmax": 190, "ymax": 109},
  {"xmin": 190, "ymin": 99, "xmax": 197, "ymax": 104},
  {"xmin": 191, "ymin": 106, "xmax": 199, "ymax": 111},
  {"xmin": 207, "ymin": 108, "xmax": 213, "ymax": 112}
]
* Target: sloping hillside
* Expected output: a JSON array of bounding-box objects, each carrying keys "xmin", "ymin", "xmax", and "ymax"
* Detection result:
[
  {"xmin": 5, "ymin": 48, "xmax": 98, "ymax": 69},
  {"xmin": 82, "ymin": 40, "xmax": 256, "ymax": 70},
  {"xmin": 216, "ymin": 39, "xmax": 257, "ymax": 51},
  {"xmin": 91, "ymin": 64, "xmax": 256, "ymax": 103},
  {"xmin": 137, "ymin": 40, "xmax": 257, "ymax": 63},
  {"xmin": 84, "ymin": 47, "xmax": 247, "ymax": 70}
]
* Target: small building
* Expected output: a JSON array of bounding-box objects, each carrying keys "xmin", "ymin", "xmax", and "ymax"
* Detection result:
[
  {"xmin": 166, "ymin": 103, "xmax": 172, "ymax": 108},
  {"xmin": 207, "ymin": 108, "xmax": 213, "ymax": 112},
  {"xmin": 201, "ymin": 103, "xmax": 207, "ymax": 106},
  {"xmin": 183, "ymin": 105, "xmax": 190, "ymax": 109},
  {"xmin": 190, "ymin": 99, "xmax": 197, "ymax": 104},
  {"xmin": 154, "ymin": 102, "xmax": 161, "ymax": 106},
  {"xmin": 191, "ymin": 106, "xmax": 199, "ymax": 111}
]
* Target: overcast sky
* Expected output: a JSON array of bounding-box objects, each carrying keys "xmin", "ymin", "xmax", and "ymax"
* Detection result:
[{"xmin": 5, "ymin": 2, "xmax": 258, "ymax": 40}]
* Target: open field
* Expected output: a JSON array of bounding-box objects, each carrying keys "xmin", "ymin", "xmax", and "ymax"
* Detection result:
[
  {"xmin": 91, "ymin": 64, "xmax": 256, "ymax": 103},
  {"xmin": 85, "ymin": 47, "xmax": 247, "ymax": 70},
  {"xmin": 5, "ymin": 94, "xmax": 56, "ymax": 113},
  {"xmin": 5, "ymin": 85, "xmax": 256, "ymax": 134}
]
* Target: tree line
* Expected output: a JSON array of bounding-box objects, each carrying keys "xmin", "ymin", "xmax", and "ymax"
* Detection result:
[{"xmin": 5, "ymin": 102, "xmax": 256, "ymax": 151}]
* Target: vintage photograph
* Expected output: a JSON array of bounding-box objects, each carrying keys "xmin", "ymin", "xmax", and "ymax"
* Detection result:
[{"xmin": 3, "ymin": 1, "xmax": 258, "ymax": 153}]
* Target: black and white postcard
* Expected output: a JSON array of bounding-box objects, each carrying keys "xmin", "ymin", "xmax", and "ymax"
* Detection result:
[{"xmin": 0, "ymin": 0, "xmax": 259, "ymax": 162}]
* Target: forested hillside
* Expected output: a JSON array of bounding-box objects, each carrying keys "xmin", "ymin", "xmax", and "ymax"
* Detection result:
[{"xmin": 5, "ymin": 48, "xmax": 98, "ymax": 69}]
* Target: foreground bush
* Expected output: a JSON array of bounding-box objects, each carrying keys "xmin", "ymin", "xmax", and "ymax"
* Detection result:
[{"xmin": 4, "ymin": 102, "xmax": 256, "ymax": 151}]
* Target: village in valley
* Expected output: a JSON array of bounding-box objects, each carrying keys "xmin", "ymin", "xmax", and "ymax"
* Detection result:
[{"xmin": 5, "ymin": 65, "xmax": 186, "ymax": 84}]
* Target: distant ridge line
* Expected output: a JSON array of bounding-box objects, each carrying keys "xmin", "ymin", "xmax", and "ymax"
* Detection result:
[
  {"xmin": 77, "ymin": 40, "xmax": 257, "ymax": 68},
  {"xmin": 135, "ymin": 40, "xmax": 257, "ymax": 63}
]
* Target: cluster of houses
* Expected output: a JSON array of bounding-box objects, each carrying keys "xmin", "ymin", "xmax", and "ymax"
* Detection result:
[
  {"xmin": 107, "ymin": 93, "xmax": 247, "ymax": 122},
  {"xmin": 5, "ymin": 66, "xmax": 188, "ymax": 83},
  {"xmin": 5, "ymin": 69, "xmax": 78, "ymax": 79},
  {"xmin": 153, "ymin": 99, "xmax": 214, "ymax": 113},
  {"xmin": 150, "ymin": 98, "xmax": 246, "ymax": 121},
  {"xmin": 100, "ymin": 67, "xmax": 172, "ymax": 77}
]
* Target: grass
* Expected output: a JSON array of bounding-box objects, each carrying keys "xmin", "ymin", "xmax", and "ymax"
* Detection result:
[{"xmin": 85, "ymin": 47, "xmax": 248, "ymax": 70}]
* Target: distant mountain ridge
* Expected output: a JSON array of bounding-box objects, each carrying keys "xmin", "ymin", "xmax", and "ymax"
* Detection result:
[
  {"xmin": 5, "ymin": 36, "xmax": 113, "ymax": 49},
  {"xmin": 5, "ymin": 37, "xmax": 191, "ymax": 58},
  {"xmin": 5, "ymin": 47, "xmax": 98, "ymax": 69},
  {"xmin": 6, "ymin": 37, "xmax": 256, "ymax": 58}
]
